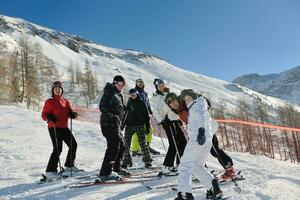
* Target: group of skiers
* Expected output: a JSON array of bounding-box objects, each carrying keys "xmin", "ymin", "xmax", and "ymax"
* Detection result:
[{"xmin": 41, "ymin": 76, "xmax": 236, "ymax": 200}]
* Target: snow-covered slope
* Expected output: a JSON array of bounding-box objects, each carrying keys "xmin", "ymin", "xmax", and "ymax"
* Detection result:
[
  {"xmin": 0, "ymin": 14, "xmax": 298, "ymax": 115},
  {"xmin": 233, "ymin": 66, "xmax": 300, "ymax": 105},
  {"xmin": 0, "ymin": 106, "xmax": 299, "ymax": 200}
]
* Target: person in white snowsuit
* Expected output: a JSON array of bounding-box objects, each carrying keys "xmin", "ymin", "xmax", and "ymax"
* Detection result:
[
  {"xmin": 152, "ymin": 78, "xmax": 187, "ymax": 173},
  {"xmin": 175, "ymin": 89, "xmax": 222, "ymax": 200}
]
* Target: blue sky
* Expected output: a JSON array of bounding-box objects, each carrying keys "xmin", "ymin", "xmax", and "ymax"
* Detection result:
[{"xmin": 1, "ymin": 0, "xmax": 300, "ymax": 81}]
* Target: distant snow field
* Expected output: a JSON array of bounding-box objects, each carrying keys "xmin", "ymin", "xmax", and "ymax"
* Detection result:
[{"xmin": 0, "ymin": 106, "xmax": 299, "ymax": 200}]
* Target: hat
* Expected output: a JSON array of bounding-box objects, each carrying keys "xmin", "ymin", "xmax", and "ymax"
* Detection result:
[
  {"xmin": 129, "ymin": 88, "xmax": 138, "ymax": 95},
  {"xmin": 165, "ymin": 92, "xmax": 178, "ymax": 105},
  {"xmin": 136, "ymin": 78, "xmax": 144, "ymax": 83},
  {"xmin": 153, "ymin": 78, "xmax": 164, "ymax": 87},
  {"xmin": 51, "ymin": 81, "xmax": 63, "ymax": 96},
  {"xmin": 113, "ymin": 75, "xmax": 126, "ymax": 84},
  {"xmin": 180, "ymin": 89, "xmax": 198, "ymax": 100}
]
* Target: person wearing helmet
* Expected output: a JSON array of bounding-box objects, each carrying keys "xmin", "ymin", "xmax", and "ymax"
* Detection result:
[
  {"xmin": 175, "ymin": 89, "xmax": 223, "ymax": 200},
  {"xmin": 41, "ymin": 81, "xmax": 79, "ymax": 180}
]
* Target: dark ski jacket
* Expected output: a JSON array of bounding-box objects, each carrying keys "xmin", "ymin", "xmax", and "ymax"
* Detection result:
[
  {"xmin": 124, "ymin": 97, "xmax": 150, "ymax": 126},
  {"xmin": 135, "ymin": 86, "xmax": 153, "ymax": 115},
  {"xmin": 99, "ymin": 83, "xmax": 125, "ymax": 127}
]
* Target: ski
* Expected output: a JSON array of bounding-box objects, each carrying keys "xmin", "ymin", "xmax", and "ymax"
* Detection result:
[
  {"xmin": 170, "ymin": 185, "xmax": 204, "ymax": 191},
  {"xmin": 157, "ymin": 172, "xmax": 178, "ymax": 177},
  {"xmin": 143, "ymin": 183, "xmax": 178, "ymax": 190},
  {"xmin": 39, "ymin": 173, "xmax": 68, "ymax": 184},
  {"xmin": 207, "ymin": 196, "xmax": 232, "ymax": 200},
  {"xmin": 127, "ymin": 165, "xmax": 162, "ymax": 171},
  {"xmin": 130, "ymin": 172, "xmax": 177, "ymax": 179},
  {"xmin": 68, "ymin": 177, "xmax": 161, "ymax": 189},
  {"xmin": 219, "ymin": 176, "xmax": 245, "ymax": 184}
]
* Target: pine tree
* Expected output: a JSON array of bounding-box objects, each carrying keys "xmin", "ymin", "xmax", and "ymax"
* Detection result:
[
  {"xmin": 19, "ymin": 35, "xmax": 31, "ymax": 103},
  {"xmin": 82, "ymin": 59, "xmax": 95, "ymax": 107},
  {"xmin": 0, "ymin": 41, "xmax": 9, "ymax": 103},
  {"xmin": 75, "ymin": 64, "xmax": 82, "ymax": 86},
  {"xmin": 68, "ymin": 61, "xmax": 75, "ymax": 93},
  {"xmin": 8, "ymin": 50, "xmax": 21, "ymax": 103}
]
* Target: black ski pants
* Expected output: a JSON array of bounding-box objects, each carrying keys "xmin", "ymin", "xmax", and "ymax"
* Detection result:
[
  {"xmin": 162, "ymin": 122, "xmax": 187, "ymax": 167},
  {"xmin": 46, "ymin": 128, "xmax": 77, "ymax": 172},
  {"xmin": 99, "ymin": 125, "xmax": 125, "ymax": 176},
  {"xmin": 210, "ymin": 135, "xmax": 233, "ymax": 168}
]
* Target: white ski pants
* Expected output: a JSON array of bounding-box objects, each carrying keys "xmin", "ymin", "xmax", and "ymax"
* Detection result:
[{"xmin": 177, "ymin": 139, "xmax": 213, "ymax": 193}]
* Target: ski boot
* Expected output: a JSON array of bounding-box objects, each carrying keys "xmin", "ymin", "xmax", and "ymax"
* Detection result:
[
  {"xmin": 158, "ymin": 166, "xmax": 178, "ymax": 176},
  {"xmin": 132, "ymin": 150, "xmax": 142, "ymax": 156},
  {"xmin": 64, "ymin": 166, "xmax": 83, "ymax": 173},
  {"xmin": 220, "ymin": 165, "xmax": 236, "ymax": 180},
  {"xmin": 175, "ymin": 192, "xmax": 194, "ymax": 200},
  {"xmin": 98, "ymin": 171, "xmax": 122, "ymax": 181},
  {"xmin": 121, "ymin": 162, "xmax": 132, "ymax": 169},
  {"xmin": 41, "ymin": 172, "xmax": 63, "ymax": 182},
  {"xmin": 206, "ymin": 179, "xmax": 223, "ymax": 199},
  {"xmin": 149, "ymin": 147, "xmax": 161, "ymax": 155},
  {"xmin": 115, "ymin": 168, "xmax": 132, "ymax": 176},
  {"xmin": 145, "ymin": 162, "xmax": 152, "ymax": 168}
]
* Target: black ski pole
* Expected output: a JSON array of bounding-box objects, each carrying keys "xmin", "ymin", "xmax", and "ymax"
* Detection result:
[
  {"xmin": 52, "ymin": 123, "xmax": 63, "ymax": 174},
  {"xmin": 169, "ymin": 122, "xmax": 181, "ymax": 163},
  {"xmin": 70, "ymin": 118, "xmax": 73, "ymax": 177},
  {"xmin": 159, "ymin": 128, "xmax": 167, "ymax": 153},
  {"xmin": 165, "ymin": 115, "xmax": 181, "ymax": 163}
]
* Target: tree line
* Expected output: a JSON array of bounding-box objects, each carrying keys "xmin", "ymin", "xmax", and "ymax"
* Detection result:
[
  {"xmin": 211, "ymin": 96, "xmax": 300, "ymax": 163},
  {"xmin": 0, "ymin": 35, "xmax": 99, "ymax": 109}
]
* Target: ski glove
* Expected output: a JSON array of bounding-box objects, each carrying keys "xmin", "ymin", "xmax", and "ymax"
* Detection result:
[
  {"xmin": 176, "ymin": 120, "xmax": 183, "ymax": 127},
  {"xmin": 68, "ymin": 111, "xmax": 78, "ymax": 119},
  {"xmin": 46, "ymin": 113, "xmax": 57, "ymax": 123},
  {"xmin": 197, "ymin": 127, "xmax": 206, "ymax": 145},
  {"xmin": 160, "ymin": 118, "xmax": 171, "ymax": 127}
]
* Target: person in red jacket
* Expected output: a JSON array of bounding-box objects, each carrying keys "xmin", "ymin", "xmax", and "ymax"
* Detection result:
[{"xmin": 41, "ymin": 81, "xmax": 79, "ymax": 178}]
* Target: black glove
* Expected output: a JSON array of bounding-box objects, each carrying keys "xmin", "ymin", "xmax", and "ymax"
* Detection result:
[
  {"xmin": 176, "ymin": 120, "xmax": 183, "ymax": 127},
  {"xmin": 197, "ymin": 127, "xmax": 206, "ymax": 145},
  {"xmin": 68, "ymin": 111, "xmax": 78, "ymax": 119},
  {"xmin": 145, "ymin": 122, "xmax": 151, "ymax": 135},
  {"xmin": 160, "ymin": 119, "xmax": 169, "ymax": 127},
  {"xmin": 46, "ymin": 113, "xmax": 57, "ymax": 123},
  {"xmin": 160, "ymin": 115, "xmax": 171, "ymax": 127}
]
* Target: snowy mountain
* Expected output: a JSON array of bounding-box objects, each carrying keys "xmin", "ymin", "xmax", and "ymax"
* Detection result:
[
  {"xmin": 0, "ymin": 13, "xmax": 298, "ymax": 115},
  {"xmin": 233, "ymin": 66, "xmax": 300, "ymax": 105},
  {"xmin": 1, "ymin": 105, "xmax": 299, "ymax": 200}
]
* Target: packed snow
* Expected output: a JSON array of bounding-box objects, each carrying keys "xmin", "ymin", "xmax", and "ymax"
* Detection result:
[{"xmin": 0, "ymin": 105, "xmax": 299, "ymax": 200}]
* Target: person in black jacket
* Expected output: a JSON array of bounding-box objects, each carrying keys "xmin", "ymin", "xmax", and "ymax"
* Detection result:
[
  {"xmin": 131, "ymin": 78, "xmax": 160, "ymax": 156},
  {"xmin": 121, "ymin": 88, "xmax": 152, "ymax": 168},
  {"xmin": 98, "ymin": 75, "xmax": 130, "ymax": 180}
]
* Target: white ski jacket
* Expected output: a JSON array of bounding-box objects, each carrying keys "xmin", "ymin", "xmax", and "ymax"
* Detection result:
[
  {"xmin": 151, "ymin": 92, "xmax": 179, "ymax": 124},
  {"xmin": 187, "ymin": 96, "xmax": 218, "ymax": 142},
  {"xmin": 177, "ymin": 96, "xmax": 219, "ymax": 193}
]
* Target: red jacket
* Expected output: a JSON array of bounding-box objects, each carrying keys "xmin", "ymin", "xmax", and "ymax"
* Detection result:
[
  {"xmin": 176, "ymin": 102, "xmax": 189, "ymax": 124},
  {"xmin": 42, "ymin": 95, "xmax": 73, "ymax": 128}
]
